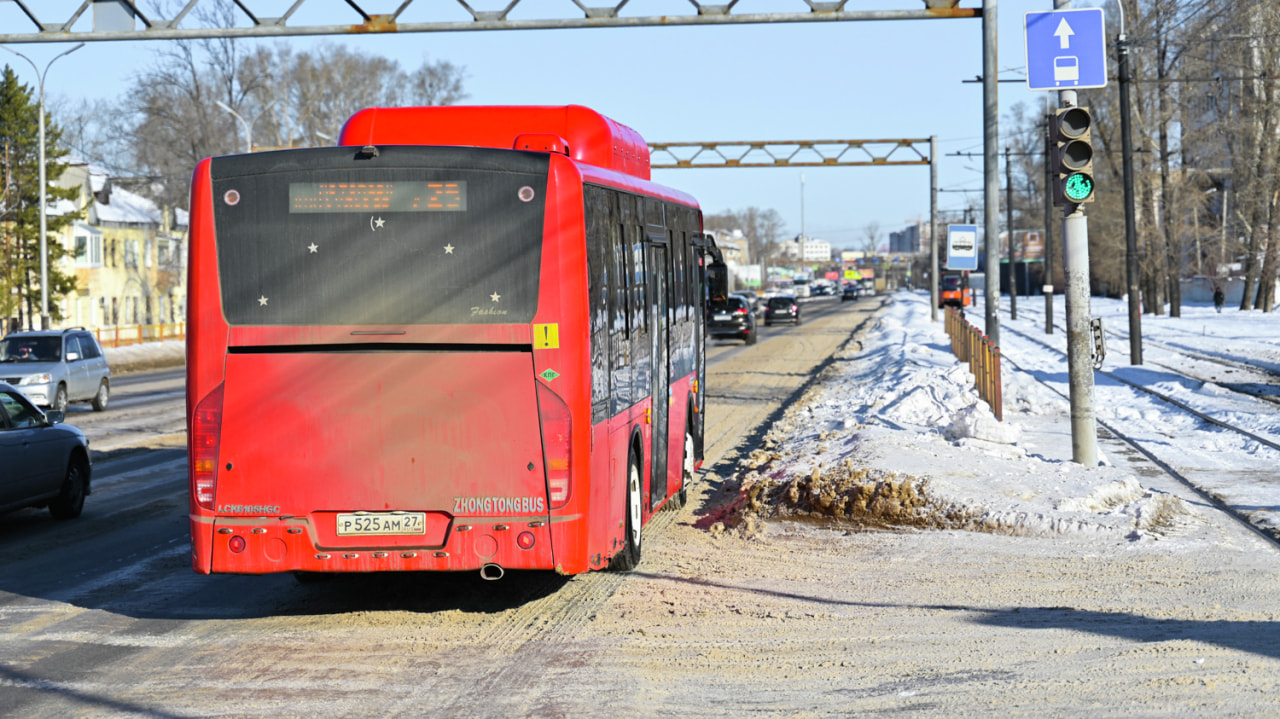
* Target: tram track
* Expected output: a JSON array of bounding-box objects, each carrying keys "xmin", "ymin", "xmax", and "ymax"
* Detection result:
[
  {"xmin": 999, "ymin": 321, "xmax": 1280, "ymax": 547},
  {"xmin": 1012, "ymin": 313, "xmax": 1280, "ymax": 445},
  {"xmin": 1085, "ymin": 317, "xmax": 1280, "ymax": 407}
]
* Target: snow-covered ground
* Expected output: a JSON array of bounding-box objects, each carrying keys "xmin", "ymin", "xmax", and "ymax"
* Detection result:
[
  {"xmin": 724, "ymin": 289, "xmax": 1280, "ymax": 544},
  {"xmin": 103, "ymin": 339, "xmax": 185, "ymax": 374}
]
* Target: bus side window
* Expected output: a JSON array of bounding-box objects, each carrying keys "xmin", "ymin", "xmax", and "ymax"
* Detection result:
[{"xmin": 585, "ymin": 186, "xmax": 611, "ymax": 422}]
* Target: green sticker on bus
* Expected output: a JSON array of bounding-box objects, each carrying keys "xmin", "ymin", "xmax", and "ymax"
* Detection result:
[{"xmin": 539, "ymin": 369, "xmax": 560, "ymax": 382}]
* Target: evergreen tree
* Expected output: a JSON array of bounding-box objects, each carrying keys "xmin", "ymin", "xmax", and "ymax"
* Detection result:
[{"xmin": 0, "ymin": 64, "xmax": 82, "ymax": 329}]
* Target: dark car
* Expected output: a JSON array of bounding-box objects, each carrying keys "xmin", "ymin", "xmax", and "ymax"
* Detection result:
[
  {"xmin": 764, "ymin": 295, "xmax": 802, "ymax": 326},
  {"xmin": 0, "ymin": 328, "xmax": 111, "ymax": 411},
  {"xmin": 0, "ymin": 382, "xmax": 91, "ymax": 520},
  {"xmin": 707, "ymin": 296, "xmax": 758, "ymax": 345},
  {"xmin": 841, "ymin": 283, "xmax": 860, "ymax": 302},
  {"xmin": 731, "ymin": 290, "xmax": 763, "ymax": 318}
]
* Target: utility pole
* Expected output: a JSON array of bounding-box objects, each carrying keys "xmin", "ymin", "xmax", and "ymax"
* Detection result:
[
  {"xmin": 930, "ymin": 135, "xmax": 939, "ymax": 322},
  {"xmin": 1118, "ymin": 23, "xmax": 1142, "ymax": 364},
  {"xmin": 1006, "ymin": 146, "xmax": 1017, "ymax": 320},
  {"xmin": 1043, "ymin": 114, "xmax": 1055, "ymax": 334},
  {"xmin": 983, "ymin": 0, "xmax": 1000, "ymax": 347}
]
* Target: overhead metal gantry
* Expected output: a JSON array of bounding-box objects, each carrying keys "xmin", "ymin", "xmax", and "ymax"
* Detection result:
[
  {"xmin": 652, "ymin": 137, "xmax": 942, "ymax": 316},
  {"xmin": 0, "ymin": 0, "xmax": 976, "ymax": 43},
  {"xmin": 649, "ymin": 139, "xmax": 931, "ymax": 169},
  {"xmin": 0, "ymin": 0, "xmax": 990, "ymax": 333}
]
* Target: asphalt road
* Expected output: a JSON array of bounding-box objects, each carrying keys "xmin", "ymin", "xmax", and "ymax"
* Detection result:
[{"xmin": 0, "ymin": 294, "xmax": 880, "ymax": 718}]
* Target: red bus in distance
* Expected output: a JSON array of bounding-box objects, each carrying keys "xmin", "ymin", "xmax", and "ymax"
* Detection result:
[{"xmin": 186, "ymin": 105, "xmax": 721, "ymax": 579}]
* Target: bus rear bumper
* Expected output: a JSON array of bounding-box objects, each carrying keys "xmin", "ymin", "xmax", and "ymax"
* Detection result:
[{"xmin": 193, "ymin": 514, "xmax": 563, "ymax": 575}]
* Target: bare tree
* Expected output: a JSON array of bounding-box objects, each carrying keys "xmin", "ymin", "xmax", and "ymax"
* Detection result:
[
  {"xmin": 860, "ymin": 222, "xmax": 881, "ymax": 259},
  {"xmin": 706, "ymin": 207, "xmax": 787, "ymax": 269},
  {"xmin": 60, "ymin": 0, "xmax": 468, "ymax": 212}
]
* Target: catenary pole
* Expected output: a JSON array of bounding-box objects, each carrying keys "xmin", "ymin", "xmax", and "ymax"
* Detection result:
[
  {"xmin": 983, "ymin": 0, "xmax": 1000, "ymax": 346},
  {"xmin": 1118, "ymin": 28, "xmax": 1143, "ymax": 363},
  {"xmin": 1006, "ymin": 145, "xmax": 1016, "ymax": 320},
  {"xmin": 1043, "ymin": 113, "xmax": 1055, "ymax": 334},
  {"xmin": 930, "ymin": 135, "xmax": 939, "ymax": 322}
]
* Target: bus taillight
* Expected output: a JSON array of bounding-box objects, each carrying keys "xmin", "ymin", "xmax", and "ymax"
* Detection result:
[
  {"xmin": 536, "ymin": 383, "xmax": 572, "ymax": 509},
  {"xmin": 191, "ymin": 384, "xmax": 225, "ymax": 511}
]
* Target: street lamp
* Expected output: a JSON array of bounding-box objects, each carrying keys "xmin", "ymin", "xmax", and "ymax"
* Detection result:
[
  {"xmin": 1, "ymin": 42, "xmax": 85, "ymax": 330},
  {"xmin": 216, "ymin": 100, "xmax": 276, "ymax": 154}
]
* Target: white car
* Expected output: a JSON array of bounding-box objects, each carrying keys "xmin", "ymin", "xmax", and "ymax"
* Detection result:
[{"xmin": 0, "ymin": 329, "xmax": 111, "ymax": 412}]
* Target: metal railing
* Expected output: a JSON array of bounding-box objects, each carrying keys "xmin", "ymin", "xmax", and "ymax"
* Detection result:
[
  {"xmin": 944, "ymin": 307, "xmax": 1002, "ymax": 421},
  {"xmin": 94, "ymin": 323, "xmax": 186, "ymax": 348}
]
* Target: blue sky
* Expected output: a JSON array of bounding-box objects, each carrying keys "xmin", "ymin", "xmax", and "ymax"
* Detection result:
[{"xmin": 1, "ymin": 0, "xmax": 1094, "ymax": 250}]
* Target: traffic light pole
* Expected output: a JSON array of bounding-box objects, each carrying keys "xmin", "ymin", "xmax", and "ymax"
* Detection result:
[{"xmin": 1053, "ymin": 6, "xmax": 1098, "ymax": 464}]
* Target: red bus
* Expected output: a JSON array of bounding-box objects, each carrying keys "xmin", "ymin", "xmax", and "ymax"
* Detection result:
[{"xmin": 186, "ymin": 105, "xmax": 720, "ymax": 578}]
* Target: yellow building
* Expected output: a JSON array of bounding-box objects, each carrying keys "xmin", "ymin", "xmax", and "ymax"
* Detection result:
[{"xmin": 52, "ymin": 162, "xmax": 187, "ymax": 332}]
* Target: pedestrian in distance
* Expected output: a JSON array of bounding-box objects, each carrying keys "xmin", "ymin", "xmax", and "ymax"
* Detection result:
[{"xmin": 1213, "ymin": 285, "xmax": 1225, "ymax": 313}]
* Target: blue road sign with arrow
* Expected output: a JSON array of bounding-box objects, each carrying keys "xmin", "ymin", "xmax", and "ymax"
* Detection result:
[{"xmin": 1024, "ymin": 8, "xmax": 1108, "ymax": 91}]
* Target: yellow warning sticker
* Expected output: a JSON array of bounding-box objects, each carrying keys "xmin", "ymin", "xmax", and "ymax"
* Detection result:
[{"xmin": 534, "ymin": 323, "xmax": 559, "ymax": 349}]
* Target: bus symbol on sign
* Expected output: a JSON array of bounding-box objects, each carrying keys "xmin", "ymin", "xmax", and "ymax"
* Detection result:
[
  {"xmin": 946, "ymin": 224, "xmax": 978, "ymax": 271},
  {"xmin": 1054, "ymin": 56, "xmax": 1079, "ymax": 83}
]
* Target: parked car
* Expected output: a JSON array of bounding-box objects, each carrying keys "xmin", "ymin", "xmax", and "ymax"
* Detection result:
[
  {"xmin": 841, "ymin": 283, "xmax": 860, "ymax": 302},
  {"xmin": 731, "ymin": 290, "xmax": 763, "ymax": 317},
  {"xmin": 0, "ymin": 382, "xmax": 91, "ymax": 519},
  {"xmin": 764, "ymin": 295, "xmax": 802, "ymax": 326},
  {"xmin": 0, "ymin": 328, "xmax": 111, "ymax": 412},
  {"xmin": 707, "ymin": 295, "xmax": 758, "ymax": 345}
]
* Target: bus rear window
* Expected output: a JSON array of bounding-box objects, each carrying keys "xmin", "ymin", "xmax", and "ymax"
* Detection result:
[{"xmin": 210, "ymin": 147, "xmax": 547, "ymax": 326}]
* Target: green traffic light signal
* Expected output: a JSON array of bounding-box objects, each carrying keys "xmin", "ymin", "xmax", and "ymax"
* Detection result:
[{"xmin": 1063, "ymin": 172, "xmax": 1094, "ymax": 202}]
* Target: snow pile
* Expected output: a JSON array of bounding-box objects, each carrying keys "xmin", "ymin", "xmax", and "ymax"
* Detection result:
[
  {"xmin": 104, "ymin": 340, "xmax": 185, "ymax": 374},
  {"xmin": 715, "ymin": 292, "xmax": 1203, "ymax": 543}
]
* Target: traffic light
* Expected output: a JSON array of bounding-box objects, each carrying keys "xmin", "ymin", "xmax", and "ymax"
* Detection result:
[{"xmin": 1052, "ymin": 107, "xmax": 1095, "ymax": 206}]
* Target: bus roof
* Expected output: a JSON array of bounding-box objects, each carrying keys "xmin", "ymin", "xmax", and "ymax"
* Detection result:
[{"xmin": 339, "ymin": 105, "xmax": 651, "ymax": 181}]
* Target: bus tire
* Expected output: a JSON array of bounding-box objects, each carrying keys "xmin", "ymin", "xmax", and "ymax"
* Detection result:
[
  {"xmin": 665, "ymin": 428, "xmax": 694, "ymax": 512},
  {"xmin": 610, "ymin": 452, "xmax": 643, "ymax": 571}
]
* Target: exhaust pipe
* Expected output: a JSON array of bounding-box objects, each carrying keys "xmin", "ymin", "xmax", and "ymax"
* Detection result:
[{"xmin": 480, "ymin": 563, "xmax": 504, "ymax": 581}]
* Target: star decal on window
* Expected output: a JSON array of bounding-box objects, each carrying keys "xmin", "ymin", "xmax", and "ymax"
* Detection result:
[
  {"xmin": 258, "ymin": 296, "xmax": 269, "ymax": 307},
  {"xmin": 490, "ymin": 292, "xmax": 501, "ymax": 303},
  {"xmin": 444, "ymin": 244, "xmax": 455, "ymax": 254},
  {"xmin": 308, "ymin": 243, "xmax": 319, "ymax": 253}
]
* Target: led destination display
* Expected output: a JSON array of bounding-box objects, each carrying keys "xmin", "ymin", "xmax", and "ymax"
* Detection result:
[{"xmin": 289, "ymin": 181, "xmax": 467, "ymax": 213}]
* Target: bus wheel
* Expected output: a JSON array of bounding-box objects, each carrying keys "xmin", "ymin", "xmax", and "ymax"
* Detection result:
[
  {"xmin": 610, "ymin": 453, "xmax": 643, "ymax": 571},
  {"xmin": 665, "ymin": 429, "xmax": 693, "ymax": 512}
]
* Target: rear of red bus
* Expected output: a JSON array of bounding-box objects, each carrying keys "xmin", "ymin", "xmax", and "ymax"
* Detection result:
[{"xmin": 187, "ymin": 145, "xmax": 582, "ymax": 576}]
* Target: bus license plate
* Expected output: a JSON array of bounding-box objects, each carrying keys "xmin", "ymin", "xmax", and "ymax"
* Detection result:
[{"xmin": 336, "ymin": 512, "xmax": 427, "ymax": 536}]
